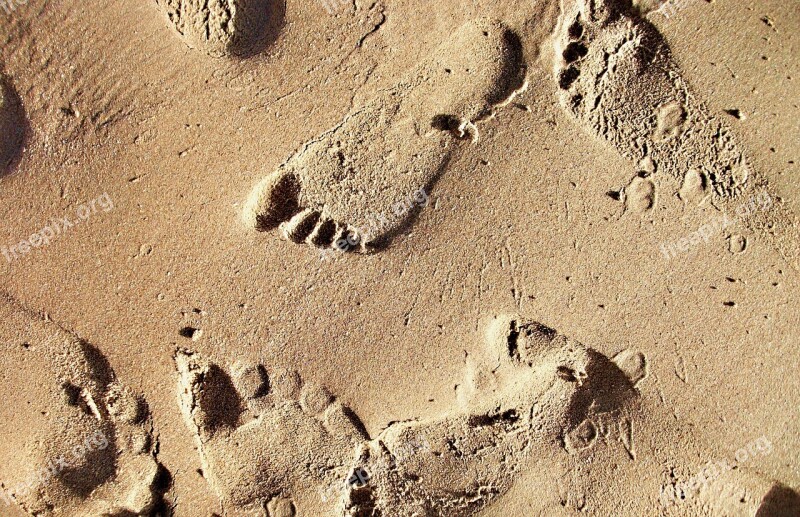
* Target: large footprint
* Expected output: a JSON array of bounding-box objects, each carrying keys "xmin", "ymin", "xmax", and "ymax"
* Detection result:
[
  {"xmin": 341, "ymin": 315, "xmax": 645, "ymax": 516},
  {"xmin": 154, "ymin": 0, "xmax": 282, "ymax": 57},
  {"xmin": 176, "ymin": 350, "xmax": 369, "ymax": 515},
  {"xmin": 243, "ymin": 18, "xmax": 528, "ymax": 253},
  {"xmin": 0, "ymin": 293, "xmax": 166, "ymax": 516},
  {"xmin": 553, "ymin": 0, "xmax": 751, "ymax": 202}
]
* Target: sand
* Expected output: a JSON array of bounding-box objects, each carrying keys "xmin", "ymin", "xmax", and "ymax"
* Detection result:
[{"xmin": 0, "ymin": 0, "xmax": 798, "ymax": 515}]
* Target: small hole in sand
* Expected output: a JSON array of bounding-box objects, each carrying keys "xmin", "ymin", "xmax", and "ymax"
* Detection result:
[
  {"xmin": 559, "ymin": 66, "xmax": 580, "ymax": 90},
  {"xmin": 568, "ymin": 19, "xmax": 584, "ymax": 40},
  {"xmin": 179, "ymin": 326, "xmax": 202, "ymax": 340},
  {"xmin": 563, "ymin": 42, "xmax": 588, "ymax": 63},
  {"xmin": 557, "ymin": 366, "xmax": 579, "ymax": 382}
]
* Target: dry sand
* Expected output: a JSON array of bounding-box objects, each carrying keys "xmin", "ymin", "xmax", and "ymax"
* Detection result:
[{"xmin": 0, "ymin": 0, "xmax": 798, "ymax": 515}]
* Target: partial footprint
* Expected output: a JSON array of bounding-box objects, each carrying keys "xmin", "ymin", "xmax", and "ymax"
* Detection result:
[
  {"xmin": 553, "ymin": 0, "xmax": 750, "ymax": 200},
  {"xmin": 0, "ymin": 293, "xmax": 167, "ymax": 516},
  {"xmin": 665, "ymin": 459, "xmax": 797, "ymax": 516},
  {"xmin": 342, "ymin": 315, "xmax": 644, "ymax": 516},
  {"xmin": 175, "ymin": 350, "xmax": 368, "ymax": 514},
  {"xmin": 0, "ymin": 74, "xmax": 26, "ymax": 176},
  {"xmin": 243, "ymin": 18, "xmax": 528, "ymax": 253},
  {"xmin": 154, "ymin": 0, "xmax": 284, "ymax": 57}
]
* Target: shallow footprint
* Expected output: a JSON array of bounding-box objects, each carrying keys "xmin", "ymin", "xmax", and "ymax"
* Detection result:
[
  {"xmin": 553, "ymin": 0, "xmax": 750, "ymax": 200},
  {"xmin": 154, "ymin": 0, "xmax": 283, "ymax": 57},
  {"xmin": 0, "ymin": 293, "xmax": 166, "ymax": 516},
  {"xmin": 243, "ymin": 18, "xmax": 528, "ymax": 253},
  {"xmin": 175, "ymin": 350, "xmax": 368, "ymax": 514}
]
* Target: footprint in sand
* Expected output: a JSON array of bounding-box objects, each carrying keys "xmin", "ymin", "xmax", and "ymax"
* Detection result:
[
  {"xmin": 176, "ymin": 350, "xmax": 369, "ymax": 515},
  {"xmin": 154, "ymin": 0, "xmax": 283, "ymax": 57},
  {"xmin": 0, "ymin": 294, "xmax": 166, "ymax": 516},
  {"xmin": 553, "ymin": 0, "xmax": 751, "ymax": 201},
  {"xmin": 243, "ymin": 19, "xmax": 528, "ymax": 253},
  {"xmin": 177, "ymin": 315, "xmax": 645, "ymax": 515},
  {"xmin": 342, "ymin": 316, "xmax": 646, "ymax": 516},
  {"xmin": 0, "ymin": 75, "xmax": 26, "ymax": 176}
]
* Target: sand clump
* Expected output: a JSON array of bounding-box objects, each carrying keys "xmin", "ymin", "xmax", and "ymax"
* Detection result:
[{"xmin": 154, "ymin": 0, "xmax": 278, "ymax": 57}]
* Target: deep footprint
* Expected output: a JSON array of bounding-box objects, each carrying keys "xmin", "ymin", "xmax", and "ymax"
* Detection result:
[
  {"xmin": 553, "ymin": 0, "xmax": 750, "ymax": 201},
  {"xmin": 243, "ymin": 18, "xmax": 528, "ymax": 253},
  {"xmin": 341, "ymin": 315, "xmax": 645, "ymax": 516},
  {"xmin": 0, "ymin": 293, "xmax": 167, "ymax": 516},
  {"xmin": 154, "ymin": 0, "xmax": 282, "ymax": 57}
]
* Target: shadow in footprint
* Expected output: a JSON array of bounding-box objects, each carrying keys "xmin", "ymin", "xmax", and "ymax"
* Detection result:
[
  {"xmin": 234, "ymin": 0, "xmax": 286, "ymax": 58},
  {"xmin": 367, "ymin": 155, "xmax": 453, "ymax": 253},
  {"xmin": 196, "ymin": 363, "xmax": 246, "ymax": 431},
  {"xmin": 756, "ymin": 483, "xmax": 800, "ymax": 517},
  {"xmin": 58, "ymin": 447, "xmax": 118, "ymax": 499},
  {"xmin": 490, "ymin": 29, "xmax": 527, "ymax": 107},
  {"xmin": 149, "ymin": 465, "xmax": 175, "ymax": 517},
  {"xmin": 564, "ymin": 350, "xmax": 638, "ymax": 429},
  {"xmin": 0, "ymin": 75, "xmax": 28, "ymax": 176},
  {"xmin": 80, "ymin": 341, "xmax": 117, "ymax": 388}
]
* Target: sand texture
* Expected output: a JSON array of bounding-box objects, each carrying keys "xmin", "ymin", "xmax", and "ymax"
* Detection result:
[{"xmin": 0, "ymin": 0, "xmax": 798, "ymax": 515}]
